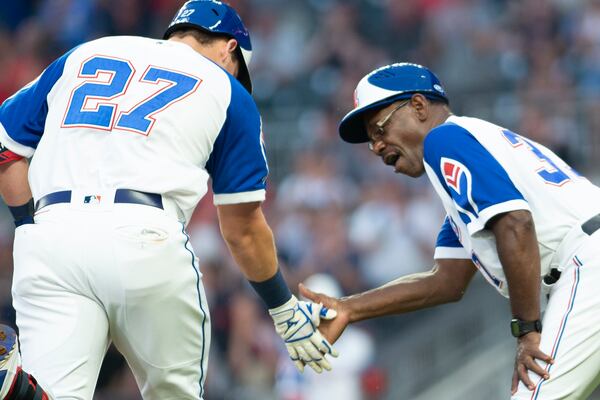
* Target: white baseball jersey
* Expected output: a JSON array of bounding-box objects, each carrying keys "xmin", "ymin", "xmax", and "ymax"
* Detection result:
[
  {"xmin": 1, "ymin": 36, "xmax": 269, "ymax": 400},
  {"xmin": 426, "ymin": 116, "xmax": 600, "ymax": 398},
  {"xmin": 428, "ymin": 115, "xmax": 600, "ymax": 297},
  {"xmin": 0, "ymin": 36, "xmax": 268, "ymax": 224}
]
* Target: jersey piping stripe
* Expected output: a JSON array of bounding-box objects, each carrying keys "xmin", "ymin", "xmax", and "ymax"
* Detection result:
[
  {"xmin": 530, "ymin": 261, "xmax": 582, "ymax": 399},
  {"xmin": 181, "ymin": 223, "xmax": 207, "ymax": 399}
]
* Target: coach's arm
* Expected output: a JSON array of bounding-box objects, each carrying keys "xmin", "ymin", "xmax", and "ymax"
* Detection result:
[
  {"xmin": 300, "ymin": 258, "xmax": 477, "ymax": 344},
  {"xmin": 487, "ymin": 210, "xmax": 553, "ymax": 393}
]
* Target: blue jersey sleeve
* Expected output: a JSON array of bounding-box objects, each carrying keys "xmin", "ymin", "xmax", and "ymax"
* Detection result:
[
  {"xmin": 206, "ymin": 76, "xmax": 268, "ymax": 205},
  {"xmin": 0, "ymin": 48, "xmax": 75, "ymax": 157},
  {"xmin": 434, "ymin": 217, "xmax": 470, "ymax": 259},
  {"xmin": 424, "ymin": 122, "xmax": 530, "ymax": 235}
]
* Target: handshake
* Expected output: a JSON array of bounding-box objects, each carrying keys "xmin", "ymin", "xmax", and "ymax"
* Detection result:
[{"xmin": 269, "ymin": 294, "xmax": 338, "ymax": 373}]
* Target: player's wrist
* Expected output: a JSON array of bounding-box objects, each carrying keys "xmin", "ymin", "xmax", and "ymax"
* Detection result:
[
  {"xmin": 249, "ymin": 268, "xmax": 293, "ymax": 309},
  {"xmin": 268, "ymin": 294, "xmax": 297, "ymax": 316},
  {"xmin": 8, "ymin": 198, "xmax": 34, "ymax": 227}
]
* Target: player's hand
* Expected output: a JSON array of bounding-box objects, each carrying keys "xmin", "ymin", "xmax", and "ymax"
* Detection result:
[
  {"xmin": 269, "ymin": 295, "xmax": 339, "ymax": 374},
  {"xmin": 299, "ymin": 283, "xmax": 351, "ymax": 345},
  {"xmin": 511, "ymin": 332, "xmax": 554, "ymax": 394}
]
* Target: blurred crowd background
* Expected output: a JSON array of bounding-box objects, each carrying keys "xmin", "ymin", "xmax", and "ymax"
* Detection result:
[{"xmin": 1, "ymin": 0, "xmax": 600, "ymax": 399}]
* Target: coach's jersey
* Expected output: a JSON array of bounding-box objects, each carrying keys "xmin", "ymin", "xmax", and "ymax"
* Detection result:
[
  {"xmin": 426, "ymin": 115, "xmax": 600, "ymax": 297},
  {"xmin": 0, "ymin": 36, "xmax": 268, "ymax": 224}
]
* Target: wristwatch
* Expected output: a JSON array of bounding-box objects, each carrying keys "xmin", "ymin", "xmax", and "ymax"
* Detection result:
[{"xmin": 510, "ymin": 318, "xmax": 542, "ymax": 338}]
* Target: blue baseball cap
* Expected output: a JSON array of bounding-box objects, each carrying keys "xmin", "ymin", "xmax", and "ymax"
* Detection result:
[{"xmin": 339, "ymin": 63, "xmax": 448, "ymax": 143}]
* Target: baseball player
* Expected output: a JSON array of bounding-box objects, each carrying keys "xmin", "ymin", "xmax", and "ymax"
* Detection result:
[
  {"xmin": 0, "ymin": 1, "xmax": 337, "ymax": 399},
  {"xmin": 301, "ymin": 63, "xmax": 600, "ymax": 399}
]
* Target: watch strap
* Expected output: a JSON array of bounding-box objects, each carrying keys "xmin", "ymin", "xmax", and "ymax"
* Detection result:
[{"xmin": 511, "ymin": 318, "xmax": 542, "ymax": 338}]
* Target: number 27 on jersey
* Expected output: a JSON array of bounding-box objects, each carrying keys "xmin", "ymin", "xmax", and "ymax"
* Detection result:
[{"xmin": 62, "ymin": 55, "xmax": 200, "ymax": 136}]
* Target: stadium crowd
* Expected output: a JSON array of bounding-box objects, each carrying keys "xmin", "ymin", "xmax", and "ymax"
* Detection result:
[{"xmin": 1, "ymin": 0, "xmax": 600, "ymax": 399}]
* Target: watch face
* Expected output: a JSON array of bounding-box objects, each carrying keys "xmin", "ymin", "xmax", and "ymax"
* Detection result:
[
  {"xmin": 510, "ymin": 318, "xmax": 542, "ymax": 337},
  {"xmin": 510, "ymin": 319, "xmax": 520, "ymax": 337}
]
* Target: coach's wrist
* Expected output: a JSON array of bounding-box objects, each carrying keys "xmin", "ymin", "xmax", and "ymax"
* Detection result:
[
  {"xmin": 511, "ymin": 318, "xmax": 542, "ymax": 338},
  {"xmin": 338, "ymin": 296, "xmax": 363, "ymax": 323}
]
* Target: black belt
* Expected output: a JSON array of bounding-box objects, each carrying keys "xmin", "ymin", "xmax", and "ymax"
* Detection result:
[
  {"xmin": 35, "ymin": 189, "xmax": 163, "ymax": 211},
  {"xmin": 543, "ymin": 212, "xmax": 600, "ymax": 284},
  {"xmin": 582, "ymin": 213, "xmax": 600, "ymax": 236}
]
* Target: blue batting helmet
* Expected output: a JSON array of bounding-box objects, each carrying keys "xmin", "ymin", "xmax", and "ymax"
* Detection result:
[
  {"xmin": 164, "ymin": 0, "xmax": 253, "ymax": 93},
  {"xmin": 338, "ymin": 63, "xmax": 448, "ymax": 144}
]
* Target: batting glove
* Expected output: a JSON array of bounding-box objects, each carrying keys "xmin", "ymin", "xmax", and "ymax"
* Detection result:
[{"xmin": 269, "ymin": 295, "xmax": 339, "ymax": 373}]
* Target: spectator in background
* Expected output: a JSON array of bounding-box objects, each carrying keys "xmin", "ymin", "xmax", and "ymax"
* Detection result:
[
  {"xmin": 226, "ymin": 293, "xmax": 280, "ymax": 400},
  {"xmin": 0, "ymin": 1, "xmax": 36, "ymax": 30},
  {"xmin": 0, "ymin": 20, "xmax": 46, "ymax": 103},
  {"xmin": 276, "ymin": 150, "xmax": 358, "ymax": 212},
  {"xmin": 348, "ymin": 179, "xmax": 429, "ymax": 287}
]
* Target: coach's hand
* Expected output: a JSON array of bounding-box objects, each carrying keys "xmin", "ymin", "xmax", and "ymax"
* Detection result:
[
  {"xmin": 511, "ymin": 332, "xmax": 554, "ymax": 394},
  {"xmin": 299, "ymin": 283, "xmax": 351, "ymax": 345},
  {"xmin": 269, "ymin": 295, "xmax": 338, "ymax": 374}
]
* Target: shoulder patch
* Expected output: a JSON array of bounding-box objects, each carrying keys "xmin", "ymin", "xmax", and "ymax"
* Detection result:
[
  {"xmin": 440, "ymin": 157, "xmax": 479, "ymax": 223},
  {"xmin": 442, "ymin": 157, "xmax": 470, "ymax": 195}
]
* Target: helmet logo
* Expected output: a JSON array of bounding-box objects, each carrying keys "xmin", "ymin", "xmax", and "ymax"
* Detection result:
[
  {"xmin": 175, "ymin": 9, "xmax": 195, "ymax": 21},
  {"xmin": 433, "ymin": 84, "xmax": 445, "ymax": 93}
]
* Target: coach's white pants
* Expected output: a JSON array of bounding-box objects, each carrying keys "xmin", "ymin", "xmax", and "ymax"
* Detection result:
[
  {"xmin": 12, "ymin": 204, "xmax": 210, "ymax": 400},
  {"xmin": 512, "ymin": 229, "xmax": 600, "ymax": 399}
]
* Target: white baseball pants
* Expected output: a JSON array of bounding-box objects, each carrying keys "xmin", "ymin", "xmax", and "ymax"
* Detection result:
[
  {"xmin": 12, "ymin": 203, "xmax": 210, "ymax": 400},
  {"xmin": 512, "ymin": 228, "xmax": 600, "ymax": 399}
]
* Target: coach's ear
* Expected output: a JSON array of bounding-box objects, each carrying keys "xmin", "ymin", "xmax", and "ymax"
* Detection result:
[{"xmin": 410, "ymin": 93, "xmax": 429, "ymax": 121}]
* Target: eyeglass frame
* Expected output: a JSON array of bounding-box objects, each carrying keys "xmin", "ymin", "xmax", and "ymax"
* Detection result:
[{"xmin": 367, "ymin": 99, "xmax": 410, "ymax": 151}]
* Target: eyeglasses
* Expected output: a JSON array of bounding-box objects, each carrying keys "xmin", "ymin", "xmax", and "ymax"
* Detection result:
[{"xmin": 368, "ymin": 100, "xmax": 410, "ymax": 151}]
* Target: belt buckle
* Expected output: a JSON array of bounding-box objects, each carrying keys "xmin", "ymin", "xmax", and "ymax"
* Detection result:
[{"xmin": 83, "ymin": 195, "xmax": 103, "ymax": 204}]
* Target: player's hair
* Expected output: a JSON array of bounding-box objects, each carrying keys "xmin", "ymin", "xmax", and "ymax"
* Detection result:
[{"xmin": 168, "ymin": 28, "xmax": 243, "ymax": 68}]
